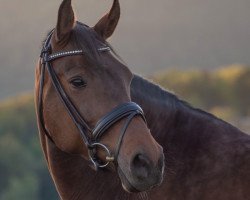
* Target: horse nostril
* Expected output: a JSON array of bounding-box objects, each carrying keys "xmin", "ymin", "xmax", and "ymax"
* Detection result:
[{"xmin": 131, "ymin": 154, "xmax": 151, "ymax": 180}]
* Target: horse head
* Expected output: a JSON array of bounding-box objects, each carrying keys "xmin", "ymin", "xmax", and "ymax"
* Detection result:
[{"xmin": 35, "ymin": 0, "xmax": 164, "ymax": 192}]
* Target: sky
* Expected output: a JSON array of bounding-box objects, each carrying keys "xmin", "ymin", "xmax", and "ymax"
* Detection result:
[{"xmin": 0, "ymin": 0, "xmax": 250, "ymax": 99}]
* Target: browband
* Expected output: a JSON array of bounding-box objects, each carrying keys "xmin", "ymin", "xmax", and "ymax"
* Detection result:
[{"xmin": 43, "ymin": 47, "xmax": 111, "ymax": 63}]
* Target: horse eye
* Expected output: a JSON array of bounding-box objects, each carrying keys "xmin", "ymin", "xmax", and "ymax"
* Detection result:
[{"xmin": 70, "ymin": 78, "xmax": 86, "ymax": 88}]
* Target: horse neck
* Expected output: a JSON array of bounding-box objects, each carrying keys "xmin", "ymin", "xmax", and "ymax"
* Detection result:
[{"xmin": 131, "ymin": 75, "xmax": 250, "ymax": 200}]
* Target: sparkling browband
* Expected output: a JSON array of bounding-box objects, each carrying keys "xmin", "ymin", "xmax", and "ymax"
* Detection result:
[{"xmin": 44, "ymin": 46, "xmax": 111, "ymax": 62}]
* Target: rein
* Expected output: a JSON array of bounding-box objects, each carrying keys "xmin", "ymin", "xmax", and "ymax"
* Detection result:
[{"xmin": 38, "ymin": 31, "xmax": 146, "ymax": 170}]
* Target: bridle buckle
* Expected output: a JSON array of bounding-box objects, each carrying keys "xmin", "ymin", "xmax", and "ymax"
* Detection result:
[{"xmin": 88, "ymin": 143, "xmax": 114, "ymax": 169}]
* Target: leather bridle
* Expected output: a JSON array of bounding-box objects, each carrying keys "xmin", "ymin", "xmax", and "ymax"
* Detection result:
[{"xmin": 38, "ymin": 30, "xmax": 146, "ymax": 170}]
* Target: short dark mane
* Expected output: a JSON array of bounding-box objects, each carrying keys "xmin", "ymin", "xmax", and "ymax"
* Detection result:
[{"xmin": 132, "ymin": 75, "xmax": 221, "ymax": 121}]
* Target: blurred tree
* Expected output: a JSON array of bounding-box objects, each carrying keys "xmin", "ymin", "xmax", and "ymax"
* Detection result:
[
  {"xmin": 233, "ymin": 69, "xmax": 250, "ymax": 116},
  {"xmin": 0, "ymin": 95, "xmax": 58, "ymax": 200}
]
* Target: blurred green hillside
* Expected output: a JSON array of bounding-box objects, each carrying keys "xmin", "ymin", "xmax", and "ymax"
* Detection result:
[
  {"xmin": 0, "ymin": 95, "xmax": 58, "ymax": 200},
  {"xmin": 0, "ymin": 65, "xmax": 249, "ymax": 199}
]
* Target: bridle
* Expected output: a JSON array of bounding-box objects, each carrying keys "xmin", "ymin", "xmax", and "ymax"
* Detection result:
[{"xmin": 38, "ymin": 30, "xmax": 147, "ymax": 170}]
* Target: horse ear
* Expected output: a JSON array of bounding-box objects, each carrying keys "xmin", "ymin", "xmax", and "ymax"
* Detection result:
[
  {"xmin": 55, "ymin": 0, "xmax": 76, "ymax": 44},
  {"xmin": 94, "ymin": 0, "xmax": 120, "ymax": 40}
]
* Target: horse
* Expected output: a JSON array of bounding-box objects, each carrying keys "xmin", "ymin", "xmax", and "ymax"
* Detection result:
[{"xmin": 35, "ymin": 0, "xmax": 250, "ymax": 200}]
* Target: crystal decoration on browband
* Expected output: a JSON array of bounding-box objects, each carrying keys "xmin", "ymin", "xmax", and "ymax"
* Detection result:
[{"xmin": 45, "ymin": 46, "xmax": 111, "ymax": 62}]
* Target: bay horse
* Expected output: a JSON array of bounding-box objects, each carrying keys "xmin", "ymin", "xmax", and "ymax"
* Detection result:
[{"xmin": 35, "ymin": 0, "xmax": 250, "ymax": 200}]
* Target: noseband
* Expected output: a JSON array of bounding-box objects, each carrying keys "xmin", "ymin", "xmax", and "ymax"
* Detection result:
[{"xmin": 39, "ymin": 31, "xmax": 146, "ymax": 170}]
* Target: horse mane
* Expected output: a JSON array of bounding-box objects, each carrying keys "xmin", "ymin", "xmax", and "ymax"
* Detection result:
[{"xmin": 132, "ymin": 75, "xmax": 218, "ymax": 120}]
